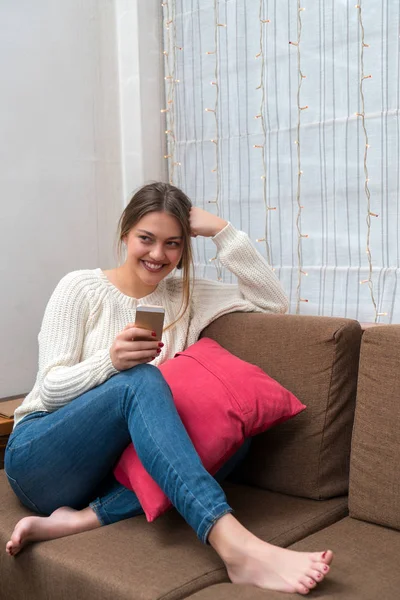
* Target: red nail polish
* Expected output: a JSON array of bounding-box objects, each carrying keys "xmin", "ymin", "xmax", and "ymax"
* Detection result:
[
  {"xmin": 158, "ymin": 342, "xmax": 164, "ymax": 348},
  {"xmin": 322, "ymin": 551, "xmax": 327, "ymax": 559},
  {"xmin": 156, "ymin": 348, "xmax": 161, "ymax": 353},
  {"xmin": 151, "ymin": 331, "xmax": 157, "ymax": 337},
  {"xmin": 324, "ymin": 566, "xmax": 328, "ymax": 572}
]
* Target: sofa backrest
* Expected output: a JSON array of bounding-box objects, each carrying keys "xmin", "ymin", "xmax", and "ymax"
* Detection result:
[
  {"xmin": 202, "ymin": 313, "xmax": 362, "ymax": 500},
  {"xmin": 349, "ymin": 325, "xmax": 400, "ymax": 530}
]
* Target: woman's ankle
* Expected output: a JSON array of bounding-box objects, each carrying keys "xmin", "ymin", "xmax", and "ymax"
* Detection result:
[
  {"xmin": 75, "ymin": 506, "xmax": 102, "ymax": 531},
  {"xmin": 208, "ymin": 514, "xmax": 253, "ymax": 563}
]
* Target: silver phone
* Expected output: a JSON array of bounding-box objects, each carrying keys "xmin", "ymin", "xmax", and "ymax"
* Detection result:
[{"xmin": 134, "ymin": 305, "xmax": 165, "ymax": 341}]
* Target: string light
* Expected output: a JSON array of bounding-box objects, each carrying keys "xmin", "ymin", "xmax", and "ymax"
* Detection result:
[
  {"xmin": 356, "ymin": 2, "xmax": 384, "ymax": 322},
  {"xmin": 205, "ymin": 0, "xmax": 225, "ymax": 279},
  {"xmin": 291, "ymin": 0, "xmax": 309, "ymax": 313},
  {"xmin": 254, "ymin": 1, "xmax": 274, "ymax": 263},
  {"xmin": 161, "ymin": 1, "xmax": 181, "ymax": 185}
]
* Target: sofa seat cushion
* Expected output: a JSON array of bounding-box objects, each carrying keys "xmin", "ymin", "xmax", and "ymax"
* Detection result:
[
  {"xmin": 220, "ymin": 483, "xmax": 348, "ymax": 548},
  {"xmin": 185, "ymin": 517, "xmax": 400, "ymax": 600},
  {"xmin": 0, "ymin": 473, "xmax": 348, "ymax": 600}
]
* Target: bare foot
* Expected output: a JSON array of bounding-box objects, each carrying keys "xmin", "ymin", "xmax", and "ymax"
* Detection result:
[
  {"xmin": 209, "ymin": 514, "xmax": 333, "ymax": 595},
  {"xmin": 226, "ymin": 540, "xmax": 333, "ymax": 595},
  {"xmin": 6, "ymin": 506, "xmax": 100, "ymax": 557}
]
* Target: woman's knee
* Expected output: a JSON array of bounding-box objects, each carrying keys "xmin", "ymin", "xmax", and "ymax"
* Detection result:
[
  {"xmin": 115, "ymin": 363, "xmax": 163, "ymax": 383},
  {"xmin": 114, "ymin": 364, "xmax": 172, "ymax": 419},
  {"xmin": 114, "ymin": 364, "xmax": 170, "ymax": 396}
]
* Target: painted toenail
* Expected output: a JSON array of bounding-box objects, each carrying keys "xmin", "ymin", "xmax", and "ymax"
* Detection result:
[
  {"xmin": 322, "ymin": 551, "xmax": 327, "ymax": 558},
  {"xmin": 324, "ymin": 566, "xmax": 329, "ymax": 572}
]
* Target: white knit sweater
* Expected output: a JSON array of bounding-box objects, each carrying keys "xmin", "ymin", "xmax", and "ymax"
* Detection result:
[{"xmin": 14, "ymin": 223, "xmax": 288, "ymax": 426}]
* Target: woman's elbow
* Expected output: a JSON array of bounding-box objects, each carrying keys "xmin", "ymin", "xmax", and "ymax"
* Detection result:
[{"xmin": 279, "ymin": 297, "xmax": 290, "ymax": 314}]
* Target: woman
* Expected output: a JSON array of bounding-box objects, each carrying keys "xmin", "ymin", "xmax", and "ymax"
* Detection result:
[{"xmin": 5, "ymin": 182, "xmax": 332, "ymax": 595}]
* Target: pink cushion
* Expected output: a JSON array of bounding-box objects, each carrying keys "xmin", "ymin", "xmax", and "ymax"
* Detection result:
[{"xmin": 113, "ymin": 338, "xmax": 306, "ymax": 522}]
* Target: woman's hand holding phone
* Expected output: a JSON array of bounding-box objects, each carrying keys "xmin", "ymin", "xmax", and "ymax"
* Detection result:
[{"xmin": 110, "ymin": 323, "xmax": 162, "ymax": 371}]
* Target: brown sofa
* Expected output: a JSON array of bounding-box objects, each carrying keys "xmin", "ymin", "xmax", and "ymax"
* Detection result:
[{"xmin": 0, "ymin": 314, "xmax": 398, "ymax": 600}]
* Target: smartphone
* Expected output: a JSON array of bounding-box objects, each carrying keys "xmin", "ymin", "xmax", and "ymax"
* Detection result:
[{"xmin": 134, "ymin": 305, "xmax": 165, "ymax": 341}]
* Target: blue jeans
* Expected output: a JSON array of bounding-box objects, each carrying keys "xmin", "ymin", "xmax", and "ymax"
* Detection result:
[{"xmin": 5, "ymin": 365, "xmax": 250, "ymax": 544}]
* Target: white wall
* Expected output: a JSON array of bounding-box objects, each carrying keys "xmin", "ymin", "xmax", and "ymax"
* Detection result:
[
  {"xmin": 0, "ymin": 0, "xmax": 166, "ymax": 396},
  {"xmin": 116, "ymin": 0, "xmax": 167, "ymax": 200}
]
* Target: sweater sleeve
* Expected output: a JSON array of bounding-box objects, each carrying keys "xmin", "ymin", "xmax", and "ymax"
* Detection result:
[
  {"xmin": 37, "ymin": 272, "xmax": 118, "ymax": 411},
  {"xmin": 187, "ymin": 223, "xmax": 289, "ymax": 344}
]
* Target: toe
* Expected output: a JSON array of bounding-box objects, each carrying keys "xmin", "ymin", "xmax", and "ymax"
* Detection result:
[
  {"xmin": 308, "ymin": 568, "xmax": 324, "ymax": 583},
  {"xmin": 296, "ymin": 582, "xmax": 310, "ymax": 595},
  {"xmin": 313, "ymin": 561, "xmax": 330, "ymax": 576},
  {"xmin": 11, "ymin": 534, "xmax": 21, "ymax": 547},
  {"xmin": 300, "ymin": 575, "xmax": 316, "ymax": 590},
  {"xmin": 324, "ymin": 550, "xmax": 334, "ymax": 565}
]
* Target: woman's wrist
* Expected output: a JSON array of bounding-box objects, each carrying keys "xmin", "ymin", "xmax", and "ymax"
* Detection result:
[{"xmin": 211, "ymin": 218, "xmax": 228, "ymax": 237}]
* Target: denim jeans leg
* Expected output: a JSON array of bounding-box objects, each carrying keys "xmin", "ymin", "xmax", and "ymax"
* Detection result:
[
  {"xmin": 89, "ymin": 474, "xmax": 144, "ymax": 526},
  {"xmin": 117, "ymin": 365, "xmax": 233, "ymax": 543},
  {"xmin": 5, "ymin": 365, "xmax": 232, "ymax": 543}
]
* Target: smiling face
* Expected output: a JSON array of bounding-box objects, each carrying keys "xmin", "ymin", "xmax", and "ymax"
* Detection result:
[{"xmin": 123, "ymin": 211, "xmax": 184, "ymax": 293}]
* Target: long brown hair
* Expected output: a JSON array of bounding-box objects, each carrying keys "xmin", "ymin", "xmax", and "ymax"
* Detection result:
[{"xmin": 117, "ymin": 182, "xmax": 194, "ymax": 331}]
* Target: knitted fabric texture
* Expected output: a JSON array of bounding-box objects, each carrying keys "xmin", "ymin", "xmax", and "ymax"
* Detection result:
[{"xmin": 14, "ymin": 223, "xmax": 288, "ymax": 426}]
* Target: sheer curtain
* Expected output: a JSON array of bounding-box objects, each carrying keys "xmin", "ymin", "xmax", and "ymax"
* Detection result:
[{"xmin": 164, "ymin": 0, "xmax": 400, "ymax": 322}]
